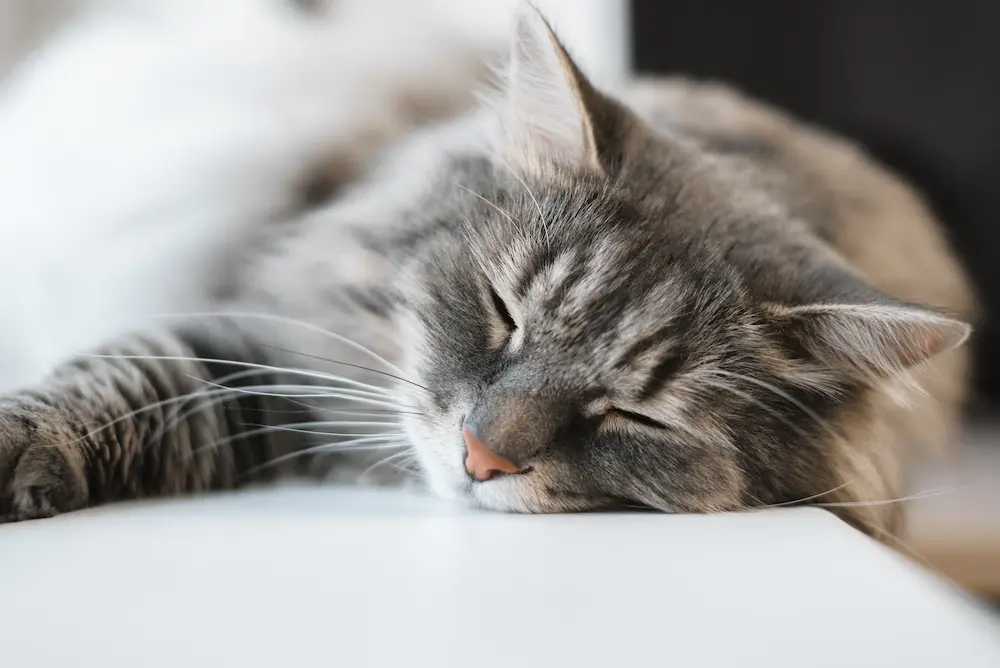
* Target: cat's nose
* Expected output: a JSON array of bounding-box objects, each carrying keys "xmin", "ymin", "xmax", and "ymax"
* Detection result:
[{"xmin": 463, "ymin": 425, "xmax": 520, "ymax": 481}]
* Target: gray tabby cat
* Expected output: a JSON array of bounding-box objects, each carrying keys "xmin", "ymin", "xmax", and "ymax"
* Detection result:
[{"xmin": 0, "ymin": 7, "xmax": 974, "ymax": 539}]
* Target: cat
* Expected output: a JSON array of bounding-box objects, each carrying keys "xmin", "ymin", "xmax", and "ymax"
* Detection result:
[{"xmin": 0, "ymin": 5, "xmax": 975, "ymax": 540}]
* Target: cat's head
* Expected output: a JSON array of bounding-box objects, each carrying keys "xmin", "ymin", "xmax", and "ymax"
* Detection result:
[{"xmin": 391, "ymin": 6, "xmax": 970, "ymax": 533}]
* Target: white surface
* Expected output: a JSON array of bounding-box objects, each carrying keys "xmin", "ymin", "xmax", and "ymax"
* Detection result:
[{"xmin": 0, "ymin": 487, "xmax": 998, "ymax": 667}]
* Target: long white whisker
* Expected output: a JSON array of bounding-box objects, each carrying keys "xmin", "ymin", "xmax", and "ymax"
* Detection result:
[
  {"xmin": 239, "ymin": 423, "xmax": 407, "ymax": 439},
  {"xmin": 152, "ymin": 311, "xmax": 409, "ymax": 379},
  {"xmin": 193, "ymin": 381, "xmax": 415, "ymax": 412},
  {"xmin": 32, "ymin": 385, "xmax": 240, "ymax": 450},
  {"xmin": 359, "ymin": 447, "xmax": 417, "ymax": 480},
  {"xmin": 156, "ymin": 368, "xmax": 291, "ymax": 434},
  {"xmin": 239, "ymin": 435, "xmax": 408, "ymax": 478},
  {"xmin": 166, "ymin": 371, "xmax": 382, "ymax": 438},
  {"xmin": 813, "ymin": 486, "xmax": 962, "ymax": 508},
  {"xmin": 83, "ymin": 353, "xmax": 399, "ymax": 398},
  {"xmin": 201, "ymin": 369, "xmax": 407, "ymax": 404},
  {"xmin": 190, "ymin": 378, "xmax": 423, "ymax": 417},
  {"xmin": 261, "ymin": 343, "xmax": 431, "ymax": 395},
  {"xmin": 492, "ymin": 155, "xmax": 550, "ymax": 248},
  {"xmin": 192, "ymin": 425, "xmax": 403, "ymax": 462},
  {"xmin": 746, "ymin": 480, "xmax": 857, "ymax": 510},
  {"xmin": 702, "ymin": 368, "xmax": 843, "ymax": 443},
  {"xmin": 698, "ymin": 376, "xmax": 815, "ymax": 445},
  {"xmin": 264, "ymin": 420, "xmax": 404, "ymax": 431},
  {"xmin": 452, "ymin": 182, "xmax": 525, "ymax": 235},
  {"xmin": 298, "ymin": 408, "xmax": 423, "ymax": 418},
  {"xmin": 150, "ymin": 386, "xmax": 244, "ymax": 447},
  {"xmin": 197, "ymin": 379, "xmax": 398, "ymax": 402}
]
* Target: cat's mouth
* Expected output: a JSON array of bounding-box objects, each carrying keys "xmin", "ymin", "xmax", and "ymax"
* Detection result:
[{"xmin": 466, "ymin": 465, "xmax": 534, "ymax": 483}]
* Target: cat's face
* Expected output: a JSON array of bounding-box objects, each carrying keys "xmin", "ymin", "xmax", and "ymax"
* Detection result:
[
  {"xmin": 399, "ymin": 171, "xmax": 761, "ymax": 513},
  {"xmin": 390, "ymin": 7, "xmax": 968, "ymax": 528}
]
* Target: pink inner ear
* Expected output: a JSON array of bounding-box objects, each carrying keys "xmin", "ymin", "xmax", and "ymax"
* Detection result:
[
  {"xmin": 906, "ymin": 328, "xmax": 948, "ymax": 366},
  {"xmin": 781, "ymin": 304, "xmax": 971, "ymax": 375},
  {"xmin": 901, "ymin": 316, "xmax": 971, "ymax": 366},
  {"xmin": 497, "ymin": 3, "xmax": 604, "ymax": 173}
]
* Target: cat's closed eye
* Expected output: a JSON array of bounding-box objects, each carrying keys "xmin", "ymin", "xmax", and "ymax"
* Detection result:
[
  {"xmin": 606, "ymin": 408, "xmax": 669, "ymax": 430},
  {"xmin": 489, "ymin": 285, "xmax": 517, "ymax": 332}
]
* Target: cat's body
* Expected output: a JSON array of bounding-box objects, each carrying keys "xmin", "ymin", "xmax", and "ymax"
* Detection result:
[{"xmin": 0, "ymin": 8, "xmax": 973, "ymax": 539}]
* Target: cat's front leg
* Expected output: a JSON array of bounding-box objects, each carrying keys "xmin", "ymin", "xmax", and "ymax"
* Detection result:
[
  {"xmin": 0, "ymin": 393, "xmax": 93, "ymax": 521},
  {"xmin": 0, "ymin": 324, "xmax": 317, "ymax": 522}
]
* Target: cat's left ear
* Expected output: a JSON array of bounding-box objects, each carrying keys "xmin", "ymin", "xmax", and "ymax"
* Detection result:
[
  {"xmin": 770, "ymin": 300, "xmax": 971, "ymax": 379},
  {"xmin": 497, "ymin": 4, "xmax": 618, "ymax": 174}
]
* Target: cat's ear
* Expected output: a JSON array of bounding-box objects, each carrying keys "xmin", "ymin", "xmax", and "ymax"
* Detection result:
[
  {"xmin": 496, "ymin": 4, "xmax": 613, "ymax": 173},
  {"xmin": 771, "ymin": 301, "xmax": 971, "ymax": 377}
]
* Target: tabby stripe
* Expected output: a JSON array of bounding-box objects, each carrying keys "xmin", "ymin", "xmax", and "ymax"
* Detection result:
[
  {"xmin": 637, "ymin": 351, "xmax": 686, "ymax": 401},
  {"xmin": 514, "ymin": 245, "xmax": 559, "ymax": 298}
]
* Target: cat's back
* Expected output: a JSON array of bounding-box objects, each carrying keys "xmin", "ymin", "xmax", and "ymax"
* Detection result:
[{"xmin": 620, "ymin": 77, "xmax": 975, "ymax": 321}]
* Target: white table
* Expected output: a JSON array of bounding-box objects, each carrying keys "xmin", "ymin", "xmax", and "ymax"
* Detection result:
[{"xmin": 1, "ymin": 486, "xmax": 998, "ymax": 667}]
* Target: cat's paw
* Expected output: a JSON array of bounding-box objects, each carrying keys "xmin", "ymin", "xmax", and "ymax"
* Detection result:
[{"xmin": 0, "ymin": 399, "xmax": 90, "ymax": 523}]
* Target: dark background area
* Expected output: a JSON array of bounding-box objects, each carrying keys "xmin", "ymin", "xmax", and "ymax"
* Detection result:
[{"xmin": 632, "ymin": 0, "xmax": 1000, "ymax": 410}]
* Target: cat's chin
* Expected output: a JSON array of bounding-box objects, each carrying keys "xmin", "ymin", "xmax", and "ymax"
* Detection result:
[
  {"xmin": 402, "ymin": 414, "xmax": 571, "ymax": 513},
  {"xmin": 467, "ymin": 475, "xmax": 546, "ymax": 513},
  {"xmin": 414, "ymin": 442, "xmax": 543, "ymax": 513}
]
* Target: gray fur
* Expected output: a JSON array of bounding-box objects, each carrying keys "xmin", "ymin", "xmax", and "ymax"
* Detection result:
[{"xmin": 0, "ymin": 8, "xmax": 973, "ymax": 538}]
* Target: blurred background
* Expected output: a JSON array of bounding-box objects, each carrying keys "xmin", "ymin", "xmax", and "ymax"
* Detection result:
[{"xmin": 0, "ymin": 0, "xmax": 996, "ymax": 604}]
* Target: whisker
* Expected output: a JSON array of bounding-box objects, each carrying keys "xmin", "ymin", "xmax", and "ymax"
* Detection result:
[
  {"xmin": 261, "ymin": 344, "xmax": 430, "ymax": 394},
  {"xmin": 358, "ymin": 447, "xmax": 418, "ymax": 480},
  {"xmin": 698, "ymin": 376, "xmax": 815, "ymax": 445},
  {"xmin": 193, "ymin": 426, "xmax": 404, "ymax": 463},
  {"xmin": 239, "ymin": 435, "xmax": 408, "ymax": 478},
  {"xmin": 812, "ymin": 486, "xmax": 962, "ymax": 508},
  {"xmin": 192, "ymin": 367, "xmax": 403, "ymax": 403},
  {"xmin": 209, "ymin": 387, "xmax": 385, "ymax": 418},
  {"xmin": 158, "ymin": 380, "xmax": 415, "ymax": 439},
  {"xmin": 701, "ymin": 368, "xmax": 843, "ymax": 443},
  {"xmin": 31, "ymin": 385, "xmax": 240, "ymax": 451},
  {"xmin": 238, "ymin": 423, "xmax": 407, "ymax": 439},
  {"xmin": 156, "ymin": 376, "xmax": 366, "ymax": 443},
  {"xmin": 153, "ymin": 311, "xmax": 409, "ymax": 378},
  {"xmin": 452, "ymin": 181, "xmax": 525, "ymax": 236},
  {"xmin": 153, "ymin": 366, "xmax": 312, "ymax": 442},
  {"xmin": 259, "ymin": 419, "xmax": 404, "ymax": 431},
  {"xmin": 149, "ymin": 386, "xmax": 243, "ymax": 449},
  {"xmin": 155, "ymin": 367, "xmax": 291, "ymax": 437},
  {"xmin": 231, "ymin": 406, "xmax": 426, "ymax": 418},
  {"xmin": 746, "ymin": 480, "xmax": 856, "ymax": 510},
  {"xmin": 198, "ymin": 380, "xmax": 399, "ymax": 401},
  {"xmin": 82, "ymin": 353, "xmax": 403, "ymax": 401},
  {"xmin": 492, "ymin": 155, "xmax": 550, "ymax": 248},
  {"xmin": 192, "ymin": 381, "xmax": 417, "ymax": 412}
]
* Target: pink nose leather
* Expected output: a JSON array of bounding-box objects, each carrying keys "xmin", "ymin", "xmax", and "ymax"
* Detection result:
[{"xmin": 463, "ymin": 427, "xmax": 520, "ymax": 481}]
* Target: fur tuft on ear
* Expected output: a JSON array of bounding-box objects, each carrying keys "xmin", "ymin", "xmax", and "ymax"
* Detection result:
[
  {"xmin": 772, "ymin": 302, "xmax": 971, "ymax": 378},
  {"xmin": 495, "ymin": 3, "xmax": 608, "ymax": 173}
]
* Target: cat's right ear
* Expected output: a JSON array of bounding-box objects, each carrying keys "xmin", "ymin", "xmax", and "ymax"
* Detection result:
[{"xmin": 493, "ymin": 3, "xmax": 618, "ymax": 175}]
